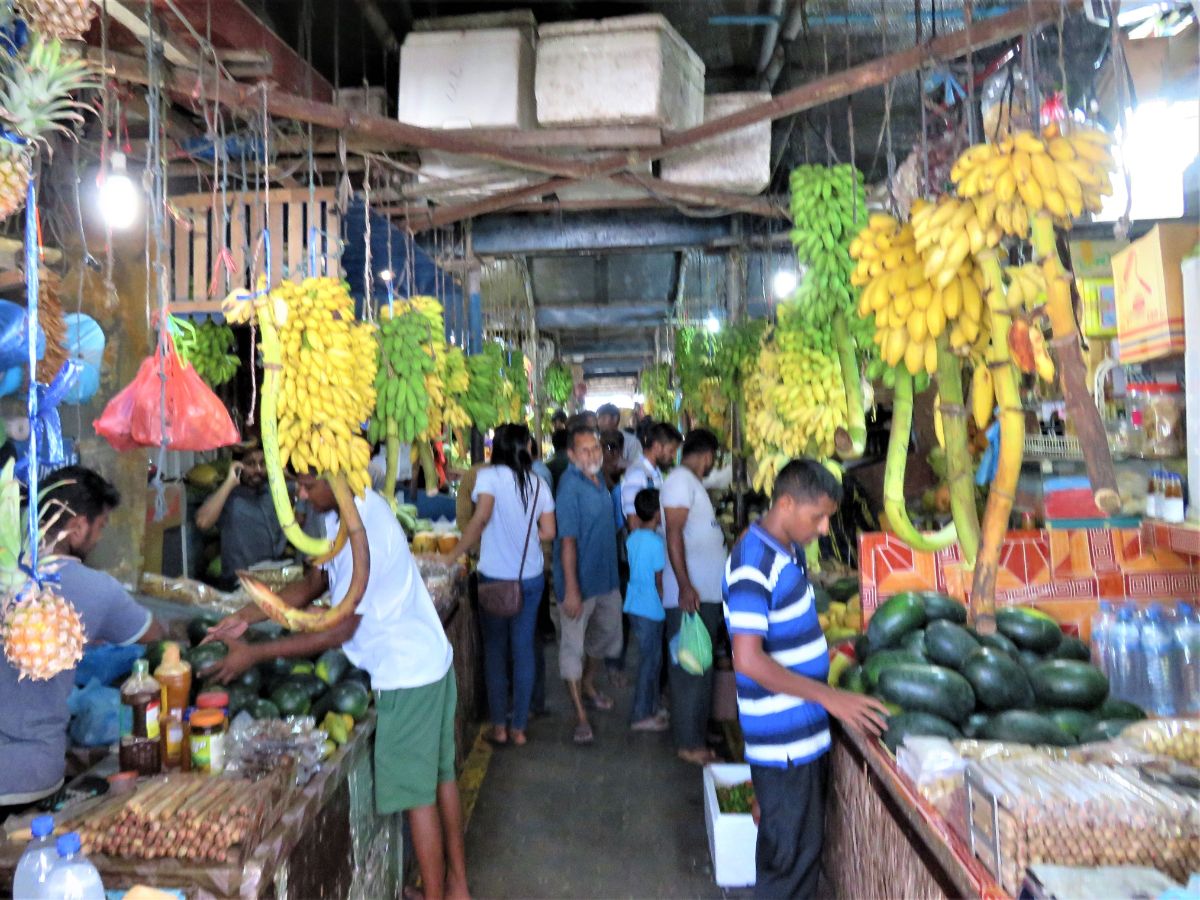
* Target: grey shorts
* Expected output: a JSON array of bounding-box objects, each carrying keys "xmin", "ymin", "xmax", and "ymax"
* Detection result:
[{"xmin": 554, "ymin": 588, "xmax": 622, "ymax": 681}]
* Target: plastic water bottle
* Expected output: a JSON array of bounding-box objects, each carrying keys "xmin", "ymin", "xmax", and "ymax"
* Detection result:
[
  {"xmin": 1175, "ymin": 602, "xmax": 1200, "ymax": 715},
  {"xmin": 1141, "ymin": 604, "xmax": 1177, "ymax": 716},
  {"xmin": 1110, "ymin": 606, "xmax": 1143, "ymax": 707},
  {"xmin": 13, "ymin": 815, "xmax": 56, "ymax": 899},
  {"xmin": 1090, "ymin": 601, "xmax": 1114, "ymax": 676},
  {"xmin": 42, "ymin": 833, "xmax": 104, "ymax": 900}
]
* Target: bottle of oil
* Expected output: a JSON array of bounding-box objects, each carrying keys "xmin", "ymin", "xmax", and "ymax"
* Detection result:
[
  {"xmin": 153, "ymin": 643, "xmax": 191, "ymax": 768},
  {"xmin": 119, "ymin": 659, "xmax": 161, "ymax": 775}
]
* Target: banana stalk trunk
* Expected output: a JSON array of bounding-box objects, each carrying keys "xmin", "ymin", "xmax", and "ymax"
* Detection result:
[
  {"xmin": 384, "ymin": 436, "xmax": 401, "ymax": 513},
  {"xmin": 255, "ymin": 300, "xmax": 332, "ymax": 558},
  {"xmin": 239, "ymin": 474, "xmax": 370, "ymax": 632},
  {"xmin": 1031, "ymin": 214, "xmax": 1120, "ymax": 514},
  {"xmin": 418, "ymin": 441, "xmax": 439, "ymax": 496},
  {"xmin": 936, "ymin": 339, "xmax": 981, "ymax": 567},
  {"xmin": 970, "ymin": 252, "xmax": 1025, "ymax": 621},
  {"xmin": 832, "ymin": 312, "xmax": 867, "ymax": 461},
  {"xmin": 885, "ymin": 367, "xmax": 958, "ymax": 552}
]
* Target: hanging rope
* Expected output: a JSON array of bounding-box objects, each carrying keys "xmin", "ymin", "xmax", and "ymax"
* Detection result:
[{"xmin": 24, "ymin": 179, "xmax": 41, "ymax": 573}]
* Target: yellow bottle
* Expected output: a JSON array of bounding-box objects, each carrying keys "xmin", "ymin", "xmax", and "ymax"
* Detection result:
[{"xmin": 153, "ymin": 642, "xmax": 192, "ymax": 768}]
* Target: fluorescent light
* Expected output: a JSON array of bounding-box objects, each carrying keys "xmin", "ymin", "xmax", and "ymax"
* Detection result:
[
  {"xmin": 98, "ymin": 152, "xmax": 139, "ymax": 230},
  {"xmin": 772, "ymin": 268, "xmax": 799, "ymax": 299}
]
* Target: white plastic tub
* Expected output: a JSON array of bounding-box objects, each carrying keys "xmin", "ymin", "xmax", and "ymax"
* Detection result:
[
  {"xmin": 398, "ymin": 14, "xmax": 536, "ymax": 130},
  {"xmin": 661, "ymin": 92, "xmax": 773, "ymax": 195},
  {"xmin": 703, "ymin": 763, "xmax": 758, "ymax": 888},
  {"xmin": 535, "ymin": 14, "xmax": 705, "ymax": 130}
]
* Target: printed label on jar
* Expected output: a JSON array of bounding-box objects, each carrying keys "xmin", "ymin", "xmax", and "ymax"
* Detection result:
[
  {"xmin": 190, "ymin": 732, "xmax": 225, "ymax": 773},
  {"xmin": 145, "ymin": 699, "xmax": 160, "ymax": 740}
]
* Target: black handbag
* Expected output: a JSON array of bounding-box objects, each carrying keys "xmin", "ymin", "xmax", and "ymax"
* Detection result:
[{"xmin": 477, "ymin": 477, "xmax": 540, "ymax": 619}]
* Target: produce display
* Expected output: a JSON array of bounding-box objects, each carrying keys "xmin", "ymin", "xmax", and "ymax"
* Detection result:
[
  {"xmin": 638, "ymin": 362, "xmax": 674, "ymax": 421},
  {"xmin": 845, "ymin": 594, "xmax": 1143, "ymax": 753},
  {"xmin": 501, "ymin": 349, "xmax": 531, "ymax": 425},
  {"xmin": 715, "ymin": 781, "xmax": 755, "ymax": 815},
  {"xmin": 462, "ymin": 342, "xmax": 505, "ymax": 434},
  {"xmin": 174, "ymin": 319, "xmax": 240, "ymax": 388},
  {"xmin": 13, "ymin": 0, "xmax": 100, "ymax": 41},
  {"xmin": 544, "ymin": 360, "xmax": 573, "ymax": 408}
]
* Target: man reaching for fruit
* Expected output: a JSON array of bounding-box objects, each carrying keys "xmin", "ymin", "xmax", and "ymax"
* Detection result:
[
  {"xmin": 204, "ymin": 475, "xmax": 468, "ymax": 900},
  {"xmin": 723, "ymin": 459, "xmax": 888, "ymax": 899}
]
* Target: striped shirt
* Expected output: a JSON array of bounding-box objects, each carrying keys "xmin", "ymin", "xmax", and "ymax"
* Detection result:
[{"xmin": 722, "ymin": 523, "xmax": 830, "ymax": 768}]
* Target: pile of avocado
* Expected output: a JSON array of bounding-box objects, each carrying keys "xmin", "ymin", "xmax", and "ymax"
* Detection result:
[
  {"xmin": 837, "ymin": 592, "xmax": 1146, "ymax": 753},
  {"xmin": 147, "ymin": 612, "xmax": 373, "ymax": 726}
]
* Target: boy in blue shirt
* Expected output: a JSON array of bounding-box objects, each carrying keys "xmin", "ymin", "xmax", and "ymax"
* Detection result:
[
  {"xmin": 723, "ymin": 460, "xmax": 888, "ymax": 899},
  {"xmin": 624, "ymin": 488, "xmax": 669, "ymax": 732}
]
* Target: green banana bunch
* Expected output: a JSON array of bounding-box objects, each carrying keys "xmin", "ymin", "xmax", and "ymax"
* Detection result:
[
  {"xmin": 713, "ymin": 319, "xmax": 766, "ymax": 405},
  {"xmin": 639, "ymin": 362, "xmax": 674, "ymax": 421},
  {"xmin": 674, "ymin": 328, "xmax": 711, "ymax": 425},
  {"xmin": 544, "ymin": 361, "xmax": 573, "ymax": 407},
  {"xmin": 463, "ymin": 342, "xmax": 504, "ymax": 432},
  {"xmin": 368, "ymin": 308, "xmax": 435, "ymax": 445},
  {"xmin": 502, "ymin": 350, "xmax": 530, "ymax": 424},
  {"xmin": 176, "ymin": 319, "xmax": 239, "ymax": 387}
]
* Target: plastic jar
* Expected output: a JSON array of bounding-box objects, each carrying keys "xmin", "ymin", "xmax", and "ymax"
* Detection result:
[
  {"xmin": 195, "ymin": 690, "xmax": 229, "ymax": 715},
  {"xmin": 189, "ymin": 709, "xmax": 226, "ymax": 774},
  {"xmin": 1128, "ymin": 383, "xmax": 1184, "ymax": 458}
]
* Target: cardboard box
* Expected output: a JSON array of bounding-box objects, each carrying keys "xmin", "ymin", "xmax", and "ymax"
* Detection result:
[
  {"xmin": 1112, "ymin": 222, "xmax": 1199, "ymax": 362},
  {"xmin": 702, "ymin": 764, "xmax": 758, "ymax": 888},
  {"xmin": 1097, "ymin": 31, "xmax": 1200, "ymax": 116}
]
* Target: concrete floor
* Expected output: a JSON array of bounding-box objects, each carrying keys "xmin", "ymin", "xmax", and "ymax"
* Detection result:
[{"xmin": 464, "ymin": 645, "xmax": 735, "ymax": 899}]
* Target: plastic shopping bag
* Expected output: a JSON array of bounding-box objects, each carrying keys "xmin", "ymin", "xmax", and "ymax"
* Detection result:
[
  {"xmin": 677, "ymin": 612, "xmax": 713, "ymax": 676},
  {"xmin": 92, "ymin": 369, "xmax": 143, "ymax": 452},
  {"xmin": 67, "ymin": 678, "xmax": 122, "ymax": 747}
]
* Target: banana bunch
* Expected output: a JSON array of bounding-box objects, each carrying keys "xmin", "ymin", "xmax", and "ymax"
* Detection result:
[
  {"xmin": 1007, "ymin": 316, "xmax": 1057, "ymax": 383},
  {"xmin": 853, "ymin": 211, "xmax": 987, "ymax": 374},
  {"xmin": 501, "ymin": 350, "xmax": 530, "ymax": 424},
  {"xmin": 697, "ymin": 376, "xmax": 728, "ymax": 439},
  {"xmin": 910, "ymin": 197, "xmax": 999, "ymax": 289},
  {"xmin": 970, "ymin": 359, "xmax": 995, "ymax": 430},
  {"xmin": 1003, "ymin": 263, "xmax": 1046, "ymax": 312},
  {"xmin": 176, "ymin": 320, "xmax": 239, "ymax": 388},
  {"xmin": 368, "ymin": 301, "xmax": 437, "ymax": 447},
  {"xmin": 787, "ymin": 164, "xmax": 870, "ymax": 350},
  {"xmin": 951, "ymin": 126, "xmax": 1116, "ymax": 234},
  {"xmin": 441, "ymin": 346, "xmax": 472, "ymax": 436},
  {"xmin": 544, "ymin": 361, "xmax": 573, "ymax": 407},
  {"xmin": 272, "ymin": 277, "xmax": 376, "ymax": 495},
  {"xmin": 713, "ymin": 319, "xmax": 766, "ymax": 405},
  {"xmin": 639, "ymin": 363, "xmax": 674, "ymax": 420},
  {"xmin": 463, "ymin": 342, "xmax": 504, "ymax": 433}
]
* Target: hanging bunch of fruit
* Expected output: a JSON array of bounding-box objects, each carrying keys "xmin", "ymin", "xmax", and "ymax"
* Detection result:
[
  {"xmin": 544, "ymin": 360, "xmax": 573, "ymax": 409},
  {"xmin": 175, "ymin": 319, "xmax": 239, "ymax": 388},
  {"xmin": 462, "ymin": 342, "xmax": 504, "ymax": 434},
  {"xmin": 674, "ymin": 328, "xmax": 719, "ymax": 435},
  {"xmin": 440, "ymin": 346, "xmax": 472, "ymax": 451},
  {"xmin": 0, "ymin": 36, "xmax": 97, "ymax": 220},
  {"xmin": 223, "ymin": 277, "xmax": 372, "ymax": 632},
  {"xmin": 0, "ymin": 460, "xmax": 83, "ymax": 681},
  {"xmin": 500, "ymin": 349, "xmax": 530, "ymax": 425},
  {"xmin": 14, "ymin": 0, "xmax": 100, "ymax": 41},
  {"xmin": 638, "ymin": 362, "xmax": 674, "ymax": 421}
]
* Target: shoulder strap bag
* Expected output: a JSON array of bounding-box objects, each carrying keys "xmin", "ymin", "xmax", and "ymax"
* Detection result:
[{"xmin": 477, "ymin": 476, "xmax": 540, "ymax": 619}]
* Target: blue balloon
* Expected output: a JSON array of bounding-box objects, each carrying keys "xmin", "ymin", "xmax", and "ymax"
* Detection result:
[
  {"xmin": 0, "ymin": 366, "xmax": 20, "ymax": 397},
  {"xmin": 63, "ymin": 313, "xmax": 105, "ymax": 405},
  {"xmin": 0, "ymin": 299, "xmax": 45, "ymax": 370}
]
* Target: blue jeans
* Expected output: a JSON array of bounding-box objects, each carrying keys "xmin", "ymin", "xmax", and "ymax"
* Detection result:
[
  {"xmin": 629, "ymin": 613, "xmax": 664, "ymax": 722},
  {"xmin": 479, "ymin": 574, "xmax": 544, "ymax": 732}
]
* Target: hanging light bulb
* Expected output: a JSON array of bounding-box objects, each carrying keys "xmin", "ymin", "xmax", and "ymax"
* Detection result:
[
  {"xmin": 98, "ymin": 152, "xmax": 139, "ymax": 230},
  {"xmin": 379, "ymin": 268, "xmax": 394, "ymax": 282},
  {"xmin": 704, "ymin": 313, "xmax": 721, "ymax": 334},
  {"xmin": 772, "ymin": 268, "xmax": 799, "ymax": 299}
]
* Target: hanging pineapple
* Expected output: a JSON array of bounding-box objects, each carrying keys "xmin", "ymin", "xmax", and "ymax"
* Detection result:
[
  {"xmin": 0, "ymin": 460, "xmax": 83, "ymax": 682},
  {"xmin": 14, "ymin": 0, "xmax": 100, "ymax": 42},
  {"xmin": 0, "ymin": 37, "xmax": 97, "ymax": 219}
]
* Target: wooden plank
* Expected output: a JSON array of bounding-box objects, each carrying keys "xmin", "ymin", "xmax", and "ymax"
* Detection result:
[
  {"xmin": 210, "ymin": 202, "xmax": 227, "ymax": 298},
  {"xmin": 247, "ymin": 199, "xmax": 264, "ymax": 284},
  {"xmin": 286, "ymin": 191, "xmax": 304, "ymax": 280},
  {"xmin": 269, "ymin": 198, "xmax": 285, "ymax": 285},
  {"xmin": 172, "ymin": 214, "xmax": 190, "ymax": 302},
  {"xmin": 325, "ymin": 205, "xmax": 342, "ymax": 279},
  {"xmin": 229, "ymin": 197, "xmax": 247, "ymax": 290}
]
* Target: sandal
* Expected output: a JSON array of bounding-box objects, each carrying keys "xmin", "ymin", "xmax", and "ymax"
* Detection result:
[
  {"xmin": 585, "ymin": 692, "xmax": 614, "ymax": 712},
  {"xmin": 485, "ymin": 728, "xmax": 509, "ymax": 746},
  {"xmin": 573, "ymin": 723, "xmax": 594, "ymax": 744},
  {"xmin": 511, "ymin": 729, "xmax": 528, "ymax": 746},
  {"xmin": 677, "ymin": 747, "xmax": 719, "ymax": 766}
]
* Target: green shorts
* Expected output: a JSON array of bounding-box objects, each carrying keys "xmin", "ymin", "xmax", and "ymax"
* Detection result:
[{"xmin": 374, "ymin": 669, "xmax": 457, "ymax": 814}]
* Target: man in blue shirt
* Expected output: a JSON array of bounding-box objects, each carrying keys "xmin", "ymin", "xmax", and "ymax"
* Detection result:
[
  {"xmin": 553, "ymin": 425, "xmax": 621, "ymax": 745},
  {"xmin": 723, "ymin": 459, "xmax": 888, "ymax": 899}
]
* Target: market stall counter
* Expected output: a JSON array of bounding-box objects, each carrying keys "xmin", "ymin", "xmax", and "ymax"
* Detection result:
[{"xmin": 1, "ymin": 561, "xmax": 477, "ymax": 899}]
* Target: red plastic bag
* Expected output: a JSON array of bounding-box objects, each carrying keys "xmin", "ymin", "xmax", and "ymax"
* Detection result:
[{"xmin": 95, "ymin": 334, "xmax": 239, "ymax": 452}]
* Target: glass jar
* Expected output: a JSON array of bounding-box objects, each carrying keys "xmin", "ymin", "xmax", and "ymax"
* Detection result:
[
  {"xmin": 1128, "ymin": 383, "xmax": 1184, "ymax": 458},
  {"xmin": 189, "ymin": 709, "xmax": 226, "ymax": 774}
]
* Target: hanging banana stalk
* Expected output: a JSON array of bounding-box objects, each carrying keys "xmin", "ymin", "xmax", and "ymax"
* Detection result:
[
  {"xmin": 832, "ymin": 312, "xmax": 867, "ymax": 460},
  {"xmin": 970, "ymin": 251, "xmax": 1025, "ymax": 622},
  {"xmin": 885, "ymin": 367, "xmax": 958, "ymax": 552},
  {"xmin": 384, "ymin": 435, "xmax": 402, "ymax": 513},
  {"xmin": 1031, "ymin": 214, "xmax": 1119, "ymax": 513},
  {"xmin": 936, "ymin": 337, "xmax": 980, "ymax": 566}
]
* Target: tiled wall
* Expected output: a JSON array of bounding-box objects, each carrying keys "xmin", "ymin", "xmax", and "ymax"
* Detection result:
[{"xmin": 859, "ymin": 526, "xmax": 1200, "ymax": 640}]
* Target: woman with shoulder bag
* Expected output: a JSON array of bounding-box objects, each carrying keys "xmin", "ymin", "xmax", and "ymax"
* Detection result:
[{"xmin": 441, "ymin": 424, "xmax": 556, "ymax": 746}]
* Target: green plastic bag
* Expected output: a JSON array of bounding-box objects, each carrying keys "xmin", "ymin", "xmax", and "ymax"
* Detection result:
[{"xmin": 677, "ymin": 612, "xmax": 713, "ymax": 676}]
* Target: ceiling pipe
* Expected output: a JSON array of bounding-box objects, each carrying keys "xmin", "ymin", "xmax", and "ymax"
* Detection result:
[
  {"xmin": 756, "ymin": 0, "xmax": 787, "ymax": 75},
  {"xmin": 761, "ymin": 1, "xmax": 806, "ymax": 90},
  {"xmin": 352, "ymin": 0, "xmax": 402, "ymax": 56}
]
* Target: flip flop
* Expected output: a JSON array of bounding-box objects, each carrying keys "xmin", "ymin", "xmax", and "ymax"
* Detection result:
[
  {"xmin": 585, "ymin": 692, "xmax": 614, "ymax": 711},
  {"xmin": 573, "ymin": 723, "xmax": 594, "ymax": 744}
]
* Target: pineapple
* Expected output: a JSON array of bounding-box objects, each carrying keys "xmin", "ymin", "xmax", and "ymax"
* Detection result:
[
  {"xmin": 0, "ymin": 36, "xmax": 97, "ymax": 219},
  {"xmin": 14, "ymin": 0, "xmax": 99, "ymax": 42},
  {"xmin": 0, "ymin": 460, "xmax": 84, "ymax": 681}
]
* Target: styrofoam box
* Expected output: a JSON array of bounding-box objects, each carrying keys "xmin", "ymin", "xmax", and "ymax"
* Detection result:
[
  {"xmin": 702, "ymin": 763, "xmax": 757, "ymax": 888},
  {"xmin": 661, "ymin": 92, "xmax": 772, "ymax": 195},
  {"xmin": 399, "ymin": 17, "xmax": 536, "ymax": 130},
  {"xmin": 334, "ymin": 86, "xmax": 388, "ymax": 119},
  {"xmin": 535, "ymin": 14, "xmax": 705, "ymax": 130},
  {"xmin": 416, "ymin": 150, "xmax": 539, "ymax": 203},
  {"xmin": 555, "ymin": 153, "xmax": 652, "ymax": 201}
]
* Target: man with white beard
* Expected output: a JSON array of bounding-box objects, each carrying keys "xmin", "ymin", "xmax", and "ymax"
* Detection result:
[{"xmin": 552, "ymin": 425, "xmax": 622, "ymax": 745}]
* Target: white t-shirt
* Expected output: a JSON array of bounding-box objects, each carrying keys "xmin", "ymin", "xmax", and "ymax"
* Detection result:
[
  {"xmin": 472, "ymin": 466, "xmax": 555, "ymax": 581},
  {"xmin": 323, "ymin": 490, "xmax": 452, "ymax": 690},
  {"xmin": 620, "ymin": 455, "xmax": 663, "ymax": 522},
  {"xmin": 621, "ymin": 429, "xmax": 643, "ymax": 469},
  {"xmin": 661, "ymin": 466, "xmax": 728, "ymax": 608}
]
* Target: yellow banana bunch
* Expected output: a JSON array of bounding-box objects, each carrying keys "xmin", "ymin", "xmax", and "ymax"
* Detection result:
[
  {"xmin": 272, "ymin": 277, "xmax": 377, "ymax": 496},
  {"xmin": 951, "ymin": 125, "xmax": 1116, "ymax": 234},
  {"xmin": 852, "ymin": 209, "xmax": 985, "ymax": 374},
  {"xmin": 970, "ymin": 357, "xmax": 995, "ymax": 430},
  {"xmin": 697, "ymin": 375, "xmax": 729, "ymax": 439},
  {"xmin": 910, "ymin": 197, "xmax": 999, "ymax": 288},
  {"xmin": 1004, "ymin": 264, "xmax": 1046, "ymax": 312},
  {"xmin": 441, "ymin": 347, "xmax": 472, "ymax": 435}
]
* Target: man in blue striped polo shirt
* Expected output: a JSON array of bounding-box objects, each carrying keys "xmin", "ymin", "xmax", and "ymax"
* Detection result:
[{"xmin": 723, "ymin": 459, "xmax": 888, "ymax": 899}]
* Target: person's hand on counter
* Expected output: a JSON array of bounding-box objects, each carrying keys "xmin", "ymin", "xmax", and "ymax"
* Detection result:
[{"xmin": 208, "ymin": 637, "xmax": 259, "ymax": 683}]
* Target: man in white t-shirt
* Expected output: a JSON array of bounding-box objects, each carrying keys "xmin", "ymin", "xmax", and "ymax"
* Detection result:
[
  {"xmin": 207, "ymin": 478, "xmax": 467, "ymax": 900},
  {"xmin": 662, "ymin": 429, "xmax": 728, "ymax": 765},
  {"xmin": 619, "ymin": 421, "xmax": 682, "ymax": 530}
]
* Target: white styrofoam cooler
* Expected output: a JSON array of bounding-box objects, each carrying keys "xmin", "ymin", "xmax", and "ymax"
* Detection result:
[
  {"xmin": 703, "ymin": 763, "xmax": 757, "ymax": 888},
  {"xmin": 535, "ymin": 14, "xmax": 705, "ymax": 130},
  {"xmin": 398, "ymin": 16, "xmax": 536, "ymax": 130},
  {"xmin": 661, "ymin": 92, "xmax": 773, "ymax": 195}
]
